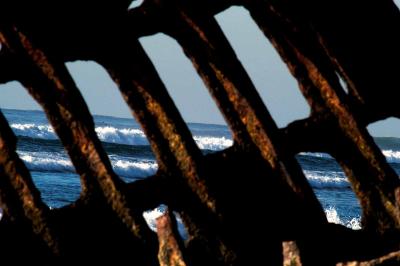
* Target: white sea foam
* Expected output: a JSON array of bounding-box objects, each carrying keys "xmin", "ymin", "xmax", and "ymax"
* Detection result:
[
  {"xmin": 325, "ymin": 206, "xmax": 361, "ymax": 230},
  {"xmin": 12, "ymin": 123, "xmax": 35, "ymax": 131},
  {"xmin": 299, "ymin": 152, "xmax": 333, "ymax": 159},
  {"xmin": 303, "ymin": 170, "xmax": 349, "ymax": 188},
  {"xmin": 11, "ymin": 123, "xmax": 56, "ymax": 139},
  {"xmin": 11, "ymin": 123, "xmax": 232, "ymax": 151},
  {"xmin": 325, "ymin": 206, "xmax": 342, "ymax": 224},
  {"xmin": 112, "ymin": 159, "xmax": 158, "ymax": 177},
  {"xmin": 346, "ymin": 217, "xmax": 362, "ymax": 230},
  {"xmin": 17, "ymin": 151, "xmax": 158, "ymax": 178},
  {"xmin": 143, "ymin": 207, "xmax": 188, "ymax": 238},
  {"xmin": 193, "ymin": 136, "xmax": 233, "ymax": 150},
  {"xmin": 143, "ymin": 208, "xmax": 165, "ymax": 231},
  {"xmin": 301, "ymin": 150, "xmax": 400, "ymax": 164},
  {"xmin": 19, "ymin": 152, "xmax": 73, "ymax": 172},
  {"xmin": 95, "ymin": 126, "xmax": 149, "ymax": 145},
  {"xmin": 382, "ymin": 149, "xmax": 400, "ymax": 163}
]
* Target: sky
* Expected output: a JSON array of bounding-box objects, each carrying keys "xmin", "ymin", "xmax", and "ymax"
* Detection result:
[{"xmin": 0, "ymin": 4, "xmax": 400, "ymax": 137}]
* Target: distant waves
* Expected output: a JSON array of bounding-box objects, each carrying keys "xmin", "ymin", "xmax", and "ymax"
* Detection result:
[
  {"xmin": 13, "ymin": 122, "xmax": 400, "ymax": 162},
  {"xmin": 18, "ymin": 151, "xmax": 158, "ymax": 180},
  {"xmin": 303, "ymin": 170, "xmax": 350, "ymax": 188},
  {"xmin": 300, "ymin": 151, "xmax": 400, "ymax": 164},
  {"xmin": 11, "ymin": 123, "xmax": 233, "ymax": 151}
]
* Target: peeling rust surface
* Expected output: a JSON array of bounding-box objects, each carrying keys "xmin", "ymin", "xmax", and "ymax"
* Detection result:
[
  {"xmin": 0, "ymin": 0, "xmax": 400, "ymax": 264},
  {"xmin": 157, "ymin": 212, "xmax": 187, "ymax": 266}
]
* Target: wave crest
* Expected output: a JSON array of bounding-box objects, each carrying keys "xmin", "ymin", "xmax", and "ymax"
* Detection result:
[
  {"xmin": 143, "ymin": 206, "xmax": 188, "ymax": 238},
  {"xmin": 143, "ymin": 208, "xmax": 165, "ymax": 231},
  {"xmin": 18, "ymin": 151, "xmax": 157, "ymax": 179},
  {"xmin": 299, "ymin": 152, "xmax": 333, "ymax": 159},
  {"xmin": 11, "ymin": 123, "xmax": 56, "ymax": 139},
  {"xmin": 382, "ymin": 149, "xmax": 400, "ymax": 163},
  {"xmin": 304, "ymin": 170, "xmax": 349, "ymax": 188},
  {"xmin": 325, "ymin": 206, "xmax": 361, "ymax": 230},
  {"xmin": 11, "ymin": 123, "xmax": 232, "ymax": 151},
  {"xmin": 193, "ymin": 136, "xmax": 232, "ymax": 150},
  {"xmin": 301, "ymin": 150, "xmax": 400, "ymax": 164},
  {"xmin": 20, "ymin": 152, "xmax": 72, "ymax": 172},
  {"xmin": 111, "ymin": 159, "xmax": 158, "ymax": 177},
  {"xmin": 95, "ymin": 126, "xmax": 149, "ymax": 145}
]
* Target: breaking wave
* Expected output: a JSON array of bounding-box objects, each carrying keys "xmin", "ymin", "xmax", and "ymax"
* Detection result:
[
  {"xmin": 11, "ymin": 123, "xmax": 232, "ymax": 151},
  {"xmin": 301, "ymin": 150, "xmax": 400, "ymax": 164},
  {"xmin": 382, "ymin": 149, "xmax": 400, "ymax": 163},
  {"xmin": 17, "ymin": 151, "xmax": 157, "ymax": 179},
  {"xmin": 325, "ymin": 206, "xmax": 361, "ymax": 230},
  {"xmin": 193, "ymin": 135, "xmax": 232, "ymax": 150},
  {"xmin": 304, "ymin": 170, "xmax": 350, "ymax": 188},
  {"xmin": 11, "ymin": 123, "xmax": 56, "ymax": 139},
  {"xmin": 143, "ymin": 206, "xmax": 188, "ymax": 238}
]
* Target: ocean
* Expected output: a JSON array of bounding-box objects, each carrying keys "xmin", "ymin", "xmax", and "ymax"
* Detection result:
[{"xmin": 3, "ymin": 108, "xmax": 400, "ymax": 232}]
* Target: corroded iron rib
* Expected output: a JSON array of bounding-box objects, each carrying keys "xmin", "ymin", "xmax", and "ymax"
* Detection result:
[
  {"xmin": 162, "ymin": 6, "xmax": 326, "ymax": 225},
  {"xmin": 156, "ymin": 212, "xmax": 187, "ymax": 266},
  {"xmin": 245, "ymin": 0, "xmax": 400, "ymax": 234},
  {"xmin": 0, "ymin": 27, "xmax": 157, "ymax": 252},
  {"xmin": 0, "ymin": 111, "xmax": 59, "ymax": 255}
]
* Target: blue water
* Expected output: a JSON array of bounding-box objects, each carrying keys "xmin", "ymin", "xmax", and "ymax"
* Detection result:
[{"xmin": 3, "ymin": 108, "xmax": 400, "ymax": 230}]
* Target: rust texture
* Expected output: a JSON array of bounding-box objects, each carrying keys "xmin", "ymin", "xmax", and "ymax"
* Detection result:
[
  {"xmin": 156, "ymin": 212, "xmax": 187, "ymax": 266},
  {"xmin": 0, "ymin": 0, "xmax": 399, "ymax": 265}
]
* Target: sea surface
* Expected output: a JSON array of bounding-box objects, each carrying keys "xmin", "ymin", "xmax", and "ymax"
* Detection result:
[{"xmin": 3, "ymin": 108, "xmax": 400, "ymax": 231}]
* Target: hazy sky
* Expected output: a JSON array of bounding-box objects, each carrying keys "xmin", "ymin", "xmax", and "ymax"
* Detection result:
[{"xmin": 0, "ymin": 4, "xmax": 399, "ymax": 137}]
